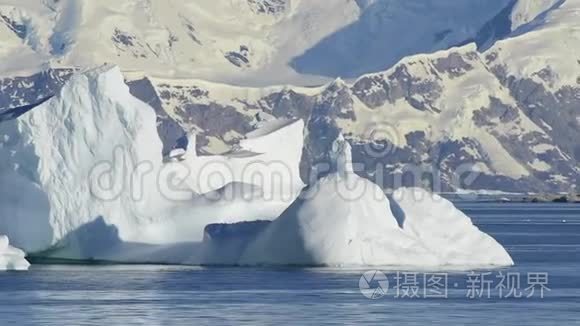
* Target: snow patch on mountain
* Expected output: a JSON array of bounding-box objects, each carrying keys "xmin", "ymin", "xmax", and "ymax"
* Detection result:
[
  {"xmin": 0, "ymin": 4, "xmax": 48, "ymax": 75},
  {"xmin": 291, "ymin": 0, "xmax": 512, "ymax": 78}
]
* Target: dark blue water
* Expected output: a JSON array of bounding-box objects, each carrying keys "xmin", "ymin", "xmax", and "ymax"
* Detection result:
[{"xmin": 1, "ymin": 203, "xmax": 579, "ymax": 325}]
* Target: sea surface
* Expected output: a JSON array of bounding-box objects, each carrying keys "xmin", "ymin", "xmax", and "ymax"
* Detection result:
[{"xmin": 0, "ymin": 202, "xmax": 579, "ymax": 325}]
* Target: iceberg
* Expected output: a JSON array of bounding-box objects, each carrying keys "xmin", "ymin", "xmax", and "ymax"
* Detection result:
[
  {"xmin": 240, "ymin": 137, "xmax": 514, "ymax": 267},
  {"xmin": 390, "ymin": 188, "xmax": 515, "ymax": 267},
  {"xmin": 0, "ymin": 65, "xmax": 304, "ymax": 260},
  {"xmin": 0, "ymin": 235, "xmax": 30, "ymax": 271},
  {"xmin": 0, "ymin": 65, "xmax": 513, "ymax": 267}
]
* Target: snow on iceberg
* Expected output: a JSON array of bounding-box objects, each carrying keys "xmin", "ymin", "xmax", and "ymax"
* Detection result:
[
  {"xmin": 240, "ymin": 136, "xmax": 514, "ymax": 267},
  {"xmin": 391, "ymin": 188, "xmax": 514, "ymax": 266},
  {"xmin": 0, "ymin": 64, "xmax": 164, "ymax": 253},
  {"xmin": 0, "ymin": 64, "xmax": 304, "ymax": 259},
  {"xmin": 0, "ymin": 235, "xmax": 30, "ymax": 271}
]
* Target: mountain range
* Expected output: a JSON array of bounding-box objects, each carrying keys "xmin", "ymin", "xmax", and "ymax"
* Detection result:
[{"xmin": 0, "ymin": 0, "xmax": 578, "ymax": 193}]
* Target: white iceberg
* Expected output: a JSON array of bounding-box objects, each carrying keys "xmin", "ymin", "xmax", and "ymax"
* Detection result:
[
  {"xmin": 391, "ymin": 188, "xmax": 515, "ymax": 267},
  {"xmin": 240, "ymin": 137, "xmax": 514, "ymax": 267},
  {"xmin": 0, "ymin": 235, "xmax": 30, "ymax": 271},
  {"xmin": 0, "ymin": 65, "xmax": 304, "ymax": 260},
  {"xmin": 0, "ymin": 65, "xmax": 512, "ymax": 268}
]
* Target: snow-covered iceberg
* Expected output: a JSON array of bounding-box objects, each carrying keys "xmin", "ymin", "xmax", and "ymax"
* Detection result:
[
  {"xmin": 0, "ymin": 65, "xmax": 304, "ymax": 260},
  {"xmin": 0, "ymin": 235, "xmax": 30, "ymax": 271},
  {"xmin": 239, "ymin": 137, "xmax": 514, "ymax": 267}
]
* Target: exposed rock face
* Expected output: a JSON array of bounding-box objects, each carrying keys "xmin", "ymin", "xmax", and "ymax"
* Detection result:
[
  {"xmin": 126, "ymin": 78, "xmax": 186, "ymax": 155},
  {"xmin": 0, "ymin": 69, "xmax": 73, "ymax": 114},
  {"xmin": 247, "ymin": 0, "xmax": 287, "ymax": 15}
]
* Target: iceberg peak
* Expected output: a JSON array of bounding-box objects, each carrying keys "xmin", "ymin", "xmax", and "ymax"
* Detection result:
[
  {"xmin": 183, "ymin": 132, "xmax": 198, "ymax": 161},
  {"xmin": 330, "ymin": 134, "xmax": 354, "ymax": 177}
]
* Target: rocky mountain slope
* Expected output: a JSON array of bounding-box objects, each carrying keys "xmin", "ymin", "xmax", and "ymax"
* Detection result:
[{"xmin": 132, "ymin": 42, "xmax": 579, "ymax": 192}]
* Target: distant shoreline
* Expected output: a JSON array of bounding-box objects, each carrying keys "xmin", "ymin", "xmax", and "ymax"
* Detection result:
[
  {"xmin": 497, "ymin": 194, "xmax": 580, "ymax": 204},
  {"xmin": 439, "ymin": 192, "xmax": 580, "ymax": 204}
]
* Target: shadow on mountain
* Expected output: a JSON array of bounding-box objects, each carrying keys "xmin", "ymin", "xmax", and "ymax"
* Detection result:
[{"xmin": 289, "ymin": 0, "xmax": 514, "ymax": 78}]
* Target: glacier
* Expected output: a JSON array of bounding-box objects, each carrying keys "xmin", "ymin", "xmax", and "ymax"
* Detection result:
[
  {"xmin": 0, "ymin": 66, "xmax": 513, "ymax": 267},
  {"xmin": 0, "ymin": 235, "xmax": 29, "ymax": 271}
]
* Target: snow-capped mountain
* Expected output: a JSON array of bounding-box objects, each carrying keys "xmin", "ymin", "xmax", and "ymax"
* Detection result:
[
  {"xmin": 1, "ymin": 0, "xmax": 579, "ymax": 193},
  {"xmin": 0, "ymin": 0, "xmax": 529, "ymax": 84},
  {"xmin": 132, "ymin": 43, "xmax": 578, "ymax": 193}
]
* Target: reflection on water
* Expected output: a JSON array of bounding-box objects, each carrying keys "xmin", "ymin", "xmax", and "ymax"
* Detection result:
[{"xmin": 1, "ymin": 203, "xmax": 579, "ymax": 325}]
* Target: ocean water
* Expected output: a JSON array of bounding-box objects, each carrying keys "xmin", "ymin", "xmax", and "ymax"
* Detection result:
[{"xmin": 0, "ymin": 203, "xmax": 579, "ymax": 325}]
